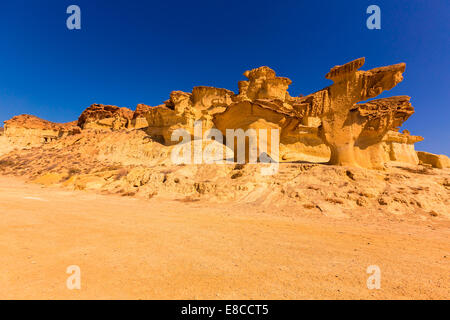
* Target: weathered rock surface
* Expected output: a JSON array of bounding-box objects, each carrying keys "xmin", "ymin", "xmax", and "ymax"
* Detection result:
[
  {"xmin": 144, "ymin": 87, "xmax": 234, "ymax": 144},
  {"xmin": 0, "ymin": 130, "xmax": 448, "ymax": 220},
  {"xmin": 77, "ymin": 104, "xmax": 134, "ymax": 130},
  {"xmin": 417, "ymin": 151, "xmax": 450, "ymax": 169},
  {"xmin": 2, "ymin": 59, "xmax": 446, "ymax": 171},
  {"xmin": 383, "ymin": 130, "xmax": 423, "ymax": 165},
  {"xmin": 3, "ymin": 114, "xmax": 80, "ymax": 147},
  {"xmin": 214, "ymin": 59, "xmax": 426, "ymax": 168},
  {"xmin": 213, "ymin": 66, "xmax": 330, "ymax": 163},
  {"xmin": 238, "ymin": 66, "xmax": 293, "ymax": 101},
  {"xmin": 129, "ymin": 103, "xmax": 152, "ymax": 129},
  {"xmin": 316, "ymin": 59, "xmax": 416, "ymax": 169}
]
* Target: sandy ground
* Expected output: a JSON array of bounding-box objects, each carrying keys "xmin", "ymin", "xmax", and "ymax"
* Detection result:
[{"xmin": 0, "ymin": 176, "xmax": 448, "ymax": 300}]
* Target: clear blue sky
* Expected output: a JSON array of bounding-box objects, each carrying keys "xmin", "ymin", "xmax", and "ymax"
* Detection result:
[{"xmin": 1, "ymin": 0, "xmax": 449, "ymax": 154}]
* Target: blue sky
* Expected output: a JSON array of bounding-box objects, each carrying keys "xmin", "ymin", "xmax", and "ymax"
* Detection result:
[{"xmin": 0, "ymin": 0, "xmax": 449, "ymax": 154}]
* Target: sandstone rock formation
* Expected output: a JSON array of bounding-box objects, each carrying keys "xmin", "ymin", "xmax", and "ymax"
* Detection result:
[
  {"xmin": 130, "ymin": 103, "xmax": 152, "ymax": 129},
  {"xmin": 383, "ymin": 130, "xmax": 423, "ymax": 165},
  {"xmin": 3, "ymin": 115, "xmax": 80, "ymax": 147},
  {"xmin": 214, "ymin": 59, "xmax": 425, "ymax": 169},
  {"xmin": 213, "ymin": 66, "xmax": 330, "ymax": 163},
  {"xmin": 0, "ymin": 127, "xmax": 14, "ymax": 156},
  {"xmin": 3, "ymin": 58, "xmax": 445, "ymax": 171},
  {"xmin": 77, "ymin": 104, "xmax": 134, "ymax": 130},
  {"xmin": 144, "ymin": 87, "xmax": 234, "ymax": 144},
  {"xmin": 417, "ymin": 151, "xmax": 450, "ymax": 169},
  {"xmin": 237, "ymin": 66, "xmax": 292, "ymax": 101},
  {"xmin": 316, "ymin": 59, "xmax": 417, "ymax": 169}
]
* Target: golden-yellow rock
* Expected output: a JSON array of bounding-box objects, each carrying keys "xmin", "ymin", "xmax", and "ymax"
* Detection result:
[
  {"xmin": 129, "ymin": 103, "xmax": 152, "ymax": 129},
  {"xmin": 4, "ymin": 114, "xmax": 80, "ymax": 147},
  {"xmin": 212, "ymin": 61, "xmax": 426, "ymax": 167},
  {"xmin": 417, "ymin": 151, "xmax": 450, "ymax": 169},
  {"xmin": 77, "ymin": 104, "xmax": 134, "ymax": 130},
  {"xmin": 3, "ymin": 59, "xmax": 442, "ymax": 171}
]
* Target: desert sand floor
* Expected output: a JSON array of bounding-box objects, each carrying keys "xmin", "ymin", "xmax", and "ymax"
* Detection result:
[{"xmin": 0, "ymin": 176, "xmax": 448, "ymax": 300}]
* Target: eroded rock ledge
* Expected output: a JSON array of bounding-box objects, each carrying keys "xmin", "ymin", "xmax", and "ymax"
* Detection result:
[{"xmin": 4, "ymin": 115, "xmax": 80, "ymax": 147}]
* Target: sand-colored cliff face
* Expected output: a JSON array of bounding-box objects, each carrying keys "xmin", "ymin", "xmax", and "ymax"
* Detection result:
[
  {"xmin": 3, "ymin": 115, "xmax": 80, "ymax": 147},
  {"xmin": 0, "ymin": 133, "xmax": 14, "ymax": 156}
]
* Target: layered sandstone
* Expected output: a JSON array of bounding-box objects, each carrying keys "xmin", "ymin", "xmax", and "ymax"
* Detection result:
[
  {"xmin": 237, "ymin": 66, "xmax": 292, "ymax": 101},
  {"xmin": 129, "ymin": 103, "xmax": 152, "ymax": 129},
  {"xmin": 144, "ymin": 87, "xmax": 234, "ymax": 144},
  {"xmin": 213, "ymin": 67, "xmax": 331, "ymax": 163},
  {"xmin": 417, "ymin": 151, "xmax": 450, "ymax": 169},
  {"xmin": 0, "ymin": 127, "xmax": 14, "ymax": 156},
  {"xmin": 316, "ymin": 59, "xmax": 418, "ymax": 169},
  {"xmin": 214, "ymin": 59, "xmax": 426, "ymax": 168},
  {"xmin": 77, "ymin": 104, "xmax": 134, "ymax": 130},
  {"xmin": 382, "ymin": 130, "xmax": 423, "ymax": 165},
  {"xmin": 3, "ymin": 59, "xmax": 445, "ymax": 170},
  {"xmin": 3, "ymin": 115, "xmax": 80, "ymax": 147}
]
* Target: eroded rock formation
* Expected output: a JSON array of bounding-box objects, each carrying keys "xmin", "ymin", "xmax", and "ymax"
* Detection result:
[
  {"xmin": 417, "ymin": 151, "xmax": 450, "ymax": 169},
  {"xmin": 3, "ymin": 115, "xmax": 80, "ymax": 147},
  {"xmin": 214, "ymin": 67, "xmax": 331, "ymax": 163},
  {"xmin": 3, "ymin": 58, "xmax": 446, "ymax": 170},
  {"xmin": 78, "ymin": 104, "xmax": 134, "ymax": 130},
  {"xmin": 144, "ymin": 87, "xmax": 234, "ymax": 144},
  {"xmin": 315, "ymin": 59, "xmax": 417, "ymax": 169},
  {"xmin": 214, "ymin": 59, "xmax": 425, "ymax": 169},
  {"xmin": 130, "ymin": 103, "xmax": 152, "ymax": 129}
]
